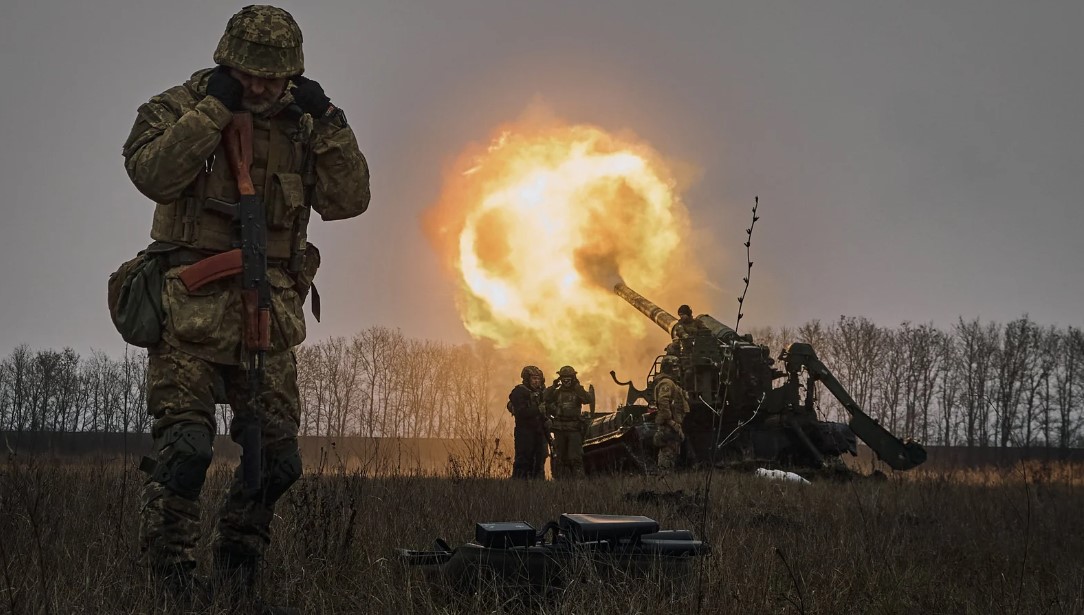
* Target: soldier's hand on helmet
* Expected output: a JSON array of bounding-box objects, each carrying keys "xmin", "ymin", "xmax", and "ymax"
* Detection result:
[
  {"xmin": 206, "ymin": 66, "xmax": 244, "ymax": 111},
  {"xmin": 291, "ymin": 75, "xmax": 332, "ymax": 117}
]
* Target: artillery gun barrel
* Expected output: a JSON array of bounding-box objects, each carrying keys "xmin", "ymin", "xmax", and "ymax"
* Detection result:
[
  {"xmin": 614, "ymin": 283, "xmax": 678, "ymax": 335},
  {"xmin": 697, "ymin": 314, "xmax": 743, "ymax": 345},
  {"xmin": 614, "ymin": 283, "xmax": 744, "ymax": 345}
]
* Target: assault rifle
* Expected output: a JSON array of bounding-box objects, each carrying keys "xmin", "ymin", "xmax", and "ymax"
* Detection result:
[
  {"xmin": 227, "ymin": 112, "xmax": 270, "ymax": 496},
  {"xmin": 177, "ymin": 112, "xmax": 269, "ymax": 495}
]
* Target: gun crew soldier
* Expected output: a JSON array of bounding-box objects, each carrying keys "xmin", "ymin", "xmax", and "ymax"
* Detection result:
[
  {"xmin": 653, "ymin": 355, "xmax": 690, "ymax": 472},
  {"xmin": 542, "ymin": 366, "xmax": 594, "ymax": 479},
  {"xmin": 120, "ymin": 4, "xmax": 370, "ymax": 594},
  {"xmin": 671, "ymin": 304, "xmax": 710, "ymax": 339},
  {"xmin": 508, "ymin": 365, "xmax": 549, "ymax": 479}
]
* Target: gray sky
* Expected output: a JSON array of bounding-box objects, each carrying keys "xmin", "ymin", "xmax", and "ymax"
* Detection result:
[{"xmin": 1, "ymin": 0, "xmax": 1082, "ymax": 356}]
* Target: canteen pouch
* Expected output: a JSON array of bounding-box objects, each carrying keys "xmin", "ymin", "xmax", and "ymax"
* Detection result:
[{"xmin": 107, "ymin": 251, "xmax": 165, "ymax": 347}]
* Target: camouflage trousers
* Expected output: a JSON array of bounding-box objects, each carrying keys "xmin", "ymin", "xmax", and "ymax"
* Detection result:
[
  {"xmin": 653, "ymin": 425, "xmax": 684, "ymax": 471},
  {"xmin": 140, "ymin": 344, "xmax": 302, "ymax": 571},
  {"xmin": 511, "ymin": 423, "xmax": 548, "ymax": 480},
  {"xmin": 552, "ymin": 429, "xmax": 584, "ymax": 479}
]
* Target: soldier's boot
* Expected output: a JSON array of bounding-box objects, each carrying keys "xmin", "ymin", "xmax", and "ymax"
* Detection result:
[
  {"xmin": 212, "ymin": 546, "xmax": 260, "ymax": 600},
  {"xmin": 656, "ymin": 445, "xmax": 679, "ymax": 476},
  {"xmin": 510, "ymin": 461, "xmax": 528, "ymax": 479},
  {"xmin": 213, "ymin": 549, "xmax": 306, "ymax": 615},
  {"xmin": 153, "ymin": 561, "xmax": 212, "ymax": 610}
]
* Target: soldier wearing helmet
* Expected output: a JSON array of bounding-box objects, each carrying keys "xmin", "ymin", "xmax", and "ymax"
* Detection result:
[
  {"xmin": 542, "ymin": 366, "xmax": 594, "ymax": 478},
  {"xmin": 672, "ymin": 304, "xmax": 710, "ymax": 340},
  {"xmin": 653, "ymin": 355, "xmax": 690, "ymax": 472},
  {"xmin": 121, "ymin": 5, "xmax": 370, "ymax": 593},
  {"xmin": 508, "ymin": 365, "xmax": 549, "ymax": 479}
]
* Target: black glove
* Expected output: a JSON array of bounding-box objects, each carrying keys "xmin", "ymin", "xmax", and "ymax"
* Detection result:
[
  {"xmin": 206, "ymin": 66, "xmax": 243, "ymax": 111},
  {"xmin": 291, "ymin": 75, "xmax": 332, "ymax": 117}
]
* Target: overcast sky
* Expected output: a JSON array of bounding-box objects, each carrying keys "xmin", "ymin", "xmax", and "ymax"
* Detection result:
[{"xmin": 1, "ymin": 0, "xmax": 1081, "ymax": 356}]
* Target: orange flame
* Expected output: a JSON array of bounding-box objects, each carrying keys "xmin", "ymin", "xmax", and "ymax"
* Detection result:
[{"xmin": 424, "ymin": 117, "xmax": 705, "ymax": 381}]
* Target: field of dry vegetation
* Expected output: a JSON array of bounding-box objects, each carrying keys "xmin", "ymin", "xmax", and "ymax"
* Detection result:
[{"xmin": 1, "ymin": 451, "xmax": 1082, "ymax": 615}]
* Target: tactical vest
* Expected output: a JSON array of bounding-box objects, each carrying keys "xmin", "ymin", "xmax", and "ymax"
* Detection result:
[
  {"xmin": 551, "ymin": 386, "xmax": 585, "ymax": 420},
  {"xmin": 509, "ymin": 384, "xmax": 543, "ymax": 422},
  {"xmin": 654, "ymin": 375, "xmax": 689, "ymax": 423},
  {"xmin": 150, "ymin": 112, "xmax": 313, "ymax": 262}
]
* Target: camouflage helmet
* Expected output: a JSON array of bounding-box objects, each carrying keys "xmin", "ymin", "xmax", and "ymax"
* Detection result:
[
  {"xmin": 659, "ymin": 355, "xmax": 680, "ymax": 373},
  {"xmin": 213, "ymin": 5, "xmax": 304, "ymax": 78},
  {"xmin": 677, "ymin": 304, "xmax": 693, "ymax": 317},
  {"xmin": 557, "ymin": 365, "xmax": 577, "ymax": 378},
  {"xmin": 520, "ymin": 365, "xmax": 544, "ymax": 382}
]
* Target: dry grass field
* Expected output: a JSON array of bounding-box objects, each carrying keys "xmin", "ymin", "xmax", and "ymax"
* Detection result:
[{"xmin": 1, "ymin": 451, "xmax": 1082, "ymax": 614}]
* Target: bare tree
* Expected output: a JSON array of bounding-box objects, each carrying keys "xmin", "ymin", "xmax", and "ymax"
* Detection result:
[
  {"xmin": 1055, "ymin": 327, "xmax": 1082, "ymax": 450},
  {"xmin": 993, "ymin": 316, "xmax": 1039, "ymax": 448},
  {"xmin": 954, "ymin": 318, "xmax": 1000, "ymax": 447},
  {"xmin": 822, "ymin": 316, "xmax": 883, "ymax": 424},
  {"xmin": 936, "ymin": 332, "xmax": 963, "ymax": 445},
  {"xmin": 899, "ymin": 323, "xmax": 943, "ymax": 442}
]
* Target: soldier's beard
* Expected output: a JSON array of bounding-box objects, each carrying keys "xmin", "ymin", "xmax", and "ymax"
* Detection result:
[{"xmin": 242, "ymin": 96, "xmax": 280, "ymax": 115}]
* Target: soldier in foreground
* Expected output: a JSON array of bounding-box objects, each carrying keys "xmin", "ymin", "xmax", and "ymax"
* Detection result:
[
  {"xmin": 543, "ymin": 366, "xmax": 594, "ymax": 478},
  {"xmin": 508, "ymin": 365, "xmax": 549, "ymax": 479},
  {"xmin": 121, "ymin": 4, "xmax": 370, "ymax": 596},
  {"xmin": 653, "ymin": 355, "xmax": 690, "ymax": 472}
]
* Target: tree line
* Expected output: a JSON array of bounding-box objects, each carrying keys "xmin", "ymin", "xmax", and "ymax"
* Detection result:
[
  {"xmin": 752, "ymin": 315, "xmax": 1083, "ymax": 449},
  {"xmin": 1, "ymin": 316, "xmax": 1081, "ymax": 449}
]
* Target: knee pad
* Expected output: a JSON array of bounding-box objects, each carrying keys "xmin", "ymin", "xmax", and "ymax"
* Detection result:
[
  {"xmin": 654, "ymin": 426, "xmax": 683, "ymax": 448},
  {"xmin": 151, "ymin": 424, "xmax": 213, "ymax": 500},
  {"xmin": 261, "ymin": 442, "xmax": 302, "ymax": 504}
]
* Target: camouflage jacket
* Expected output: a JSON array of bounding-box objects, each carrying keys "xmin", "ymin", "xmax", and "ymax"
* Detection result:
[
  {"xmin": 672, "ymin": 316, "xmax": 710, "ymax": 339},
  {"xmin": 543, "ymin": 381, "xmax": 592, "ymax": 430},
  {"xmin": 653, "ymin": 374, "xmax": 689, "ymax": 429},
  {"xmin": 122, "ymin": 69, "xmax": 370, "ymax": 364},
  {"xmin": 508, "ymin": 384, "xmax": 545, "ymax": 428}
]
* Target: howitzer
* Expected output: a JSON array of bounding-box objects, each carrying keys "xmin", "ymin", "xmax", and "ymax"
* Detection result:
[{"xmin": 582, "ymin": 283, "xmax": 927, "ymax": 474}]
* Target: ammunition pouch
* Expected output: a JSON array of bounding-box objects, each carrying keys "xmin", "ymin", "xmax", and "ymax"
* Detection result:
[
  {"xmin": 107, "ymin": 249, "xmax": 166, "ymax": 348},
  {"xmin": 267, "ymin": 172, "xmax": 305, "ymax": 230},
  {"xmin": 556, "ymin": 401, "xmax": 581, "ymax": 420},
  {"xmin": 549, "ymin": 418, "xmax": 583, "ymax": 432},
  {"xmin": 163, "ymin": 268, "xmax": 234, "ymax": 345},
  {"xmin": 268, "ymin": 269, "xmax": 307, "ymax": 348}
]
